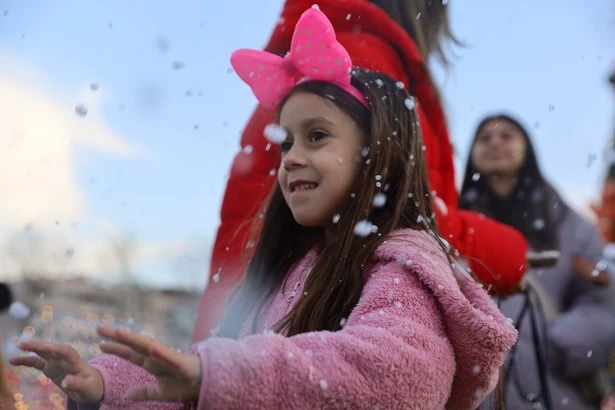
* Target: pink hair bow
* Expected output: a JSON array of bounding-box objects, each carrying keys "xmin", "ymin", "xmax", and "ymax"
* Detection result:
[{"xmin": 230, "ymin": 5, "xmax": 369, "ymax": 110}]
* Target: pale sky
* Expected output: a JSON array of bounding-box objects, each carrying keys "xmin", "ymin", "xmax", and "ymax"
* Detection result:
[{"xmin": 0, "ymin": 0, "xmax": 613, "ymax": 290}]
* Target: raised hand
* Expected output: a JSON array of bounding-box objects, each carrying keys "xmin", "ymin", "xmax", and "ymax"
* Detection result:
[
  {"xmin": 9, "ymin": 340, "xmax": 104, "ymax": 404},
  {"xmin": 97, "ymin": 325, "xmax": 202, "ymax": 403},
  {"xmin": 572, "ymin": 256, "xmax": 610, "ymax": 287}
]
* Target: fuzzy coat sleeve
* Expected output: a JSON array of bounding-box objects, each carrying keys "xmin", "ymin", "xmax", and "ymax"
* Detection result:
[{"xmin": 192, "ymin": 261, "xmax": 456, "ymax": 410}]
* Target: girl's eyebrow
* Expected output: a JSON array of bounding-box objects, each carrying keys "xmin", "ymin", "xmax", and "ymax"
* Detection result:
[
  {"xmin": 282, "ymin": 116, "xmax": 335, "ymax": 130},
  {"xmin": 299, "ymin": 116, "xmax": 335, "ymax": 128},
  {"xmin": 281, "ymin": 116, "xmax": 335, "ymax": 137}
]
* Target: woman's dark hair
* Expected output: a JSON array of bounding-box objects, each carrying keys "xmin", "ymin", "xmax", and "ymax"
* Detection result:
[
  {"xmin": 216, "ymin": 67, "xmax": 446, "ymax": 339},
  {"xmin": 460, "ymin": 114, "xmax": 569, "ymax": 251},
  {"xmin": 368, "ymin": 0, "xmax": 461, "ymax": 67}
]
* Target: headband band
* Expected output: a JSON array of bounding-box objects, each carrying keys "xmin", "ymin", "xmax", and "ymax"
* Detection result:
[{"xmin": 230, "ymin": 5, "xmax": 369, "ymax": 110}]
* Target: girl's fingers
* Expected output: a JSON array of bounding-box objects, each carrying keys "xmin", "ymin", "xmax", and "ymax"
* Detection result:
[
  {"xmin": 99, "ymin": 342, "xmax": 147, "ymax": 366},
  {"xmin": 17, "ymin": 342, "xmax": 58, "ymax": 362},
  {"xmin": 9, "ymin": 355, "xmax": 47, "ymax": 371},
  {"xmin": 97, "ymin": 326, "xmax": 154, "ymax": 356},
  {"xmin": 47, "ymin": 343, "xmax": 85, "ymax": 367},
  {"xmin": 19, "ymin": 341, "xmax": 85, "ymax": 372},
  {"xmin": 96, "ymin": 325, "xmax": 119, "ymax": 340}
]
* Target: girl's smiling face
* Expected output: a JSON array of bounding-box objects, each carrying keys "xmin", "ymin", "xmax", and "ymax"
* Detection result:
[{"xmin": 277, "ymin": 92, "xmax": 365, "ymax": 228}]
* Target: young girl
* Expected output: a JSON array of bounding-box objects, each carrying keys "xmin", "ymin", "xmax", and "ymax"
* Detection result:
[
  {"xmin": 196, "ymin": 0, "xmax": 529, "ymax": 342},
  {"xmin": 11, "ymin": 8, "xmax": 517, "ymax": 410}
]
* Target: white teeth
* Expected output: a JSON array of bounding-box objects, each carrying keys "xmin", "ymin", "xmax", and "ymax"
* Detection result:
[{"xmin": 294, "ymin": 183, "xmax": 316, "ymax": 191}]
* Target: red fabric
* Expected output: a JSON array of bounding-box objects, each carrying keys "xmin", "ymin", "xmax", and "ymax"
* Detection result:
[{"xmin": 193, "ymin": 0, "xmax": 528, "ymax": 342}]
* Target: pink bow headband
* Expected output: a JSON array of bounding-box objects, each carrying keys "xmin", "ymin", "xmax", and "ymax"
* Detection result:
[{"xmin": 230, "ymin": 5, "xmax": 369, "ymax": 110}]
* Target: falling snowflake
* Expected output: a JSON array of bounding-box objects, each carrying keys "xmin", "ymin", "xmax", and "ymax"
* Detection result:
[
  {"xmin": 472, "ymin": 172, "xmax": 480, "ymax": 181},
  {"xmin": 9, "ymin": 301, "xmax": 30, "ymax": 320},
  {"xmin": 336, "ymin": 155, "xmax": 344, "ymax": 165},
  {"xmin": 74, "ymin": 103, "xmax": 88, "ymax": 117},
  {"xmin": 372, "ymin": 193, "xmax": 387, "ymax": 208},
  {"xmin": 393, "ymin": 277, "xmax": 400, "ymax": 284},
  {"xmin": 354, "ymin": 220, "xmax": 377, "ymax": 236},
  {"xmin": 395, "ymin": 81, "xmax": 405, "ymax": 89},
  {"xmin": 264, "ymin": 123, "xmax": 287, "ymax": 144},
  {"xmin": 532, "ymin": 218, "xmax": 545, "ymax": 230},
  {"xmin": 243, "ymin": 144, "xmax": 253, "ymax": 154},
  {"xmin": 320, "ymin": 379, "xmax": 328, "ymax": 390},
  {"xmin": 404, "ymin": 98, "xmax": 415, "ymax": 110},
  {"xmin": 332, "ymin": 213, "xmax": 341, "ymax": 224}
]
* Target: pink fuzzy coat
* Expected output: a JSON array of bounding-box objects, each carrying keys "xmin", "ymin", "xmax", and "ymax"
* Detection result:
[{"xmin": 68, "ymin": 229, "xmax": 517, "ymax": 410}]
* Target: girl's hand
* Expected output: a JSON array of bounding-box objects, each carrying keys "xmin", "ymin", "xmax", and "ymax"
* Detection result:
[
  {"xmin": 97, "ymin": 325, "xmax": 201, "ymax": 402},
  {"xmin": 572, "ymin": 256, "xmax": 610, "ymax": 286},
  {"xmin": 9, "ymin": 340, "xmax": 104, "ymax": 404}
]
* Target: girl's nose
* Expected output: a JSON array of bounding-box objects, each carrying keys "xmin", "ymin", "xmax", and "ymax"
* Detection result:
[{"xmin": 282, "ymin": 144, "xmax": 307, "ymax": 171}]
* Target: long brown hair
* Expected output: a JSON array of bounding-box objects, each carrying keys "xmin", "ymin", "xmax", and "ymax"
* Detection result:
[
  {"xmin": 216, "ymin": 68, "xmax": 445, "ymax": 338},
  {"xmin": 368, "ymin": 0, "xmax": 462, "ymax": 68}
]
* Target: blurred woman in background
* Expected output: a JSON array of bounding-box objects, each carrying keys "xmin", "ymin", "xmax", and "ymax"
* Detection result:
[{"xmin": 461, "ymin": 113, "xmax": 615, "ymax": 409}]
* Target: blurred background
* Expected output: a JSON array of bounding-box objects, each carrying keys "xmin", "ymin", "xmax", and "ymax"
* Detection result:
[{"xmin": 0, "ymin": 0, "xmax": 613, "ymax": 408}]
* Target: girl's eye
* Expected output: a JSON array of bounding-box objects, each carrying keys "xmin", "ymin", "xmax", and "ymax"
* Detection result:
[
  {"xmin": 309, "ymin": 130, "xmax": 328, "ymax": 143},
  {"xmin": 280, "ymin": 140, "xmax": 293, "ymax": 153}
]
